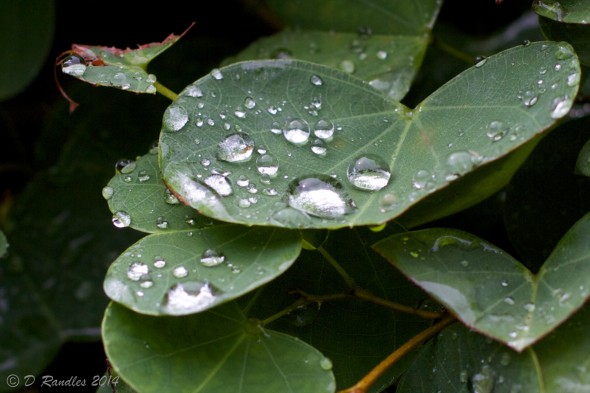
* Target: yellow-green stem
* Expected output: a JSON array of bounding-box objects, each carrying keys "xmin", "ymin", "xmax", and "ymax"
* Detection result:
[
  {"xmin": 155, "ymin": 81, "xmax": 178, "ymax": 101},
  {"xmin": 317, "ymin": 245, "xmax": 357, "ymax": 289},
  {"xmin": 354, "ymin": 287, "xmax": 443, "ymax": 319},
  {"xmin": 338, "ymin": 314, "xmax": 456, "ymax": 393},
  {"xmin": 433, "ymin": 37, "xmax": 475, "ymax": 65}
]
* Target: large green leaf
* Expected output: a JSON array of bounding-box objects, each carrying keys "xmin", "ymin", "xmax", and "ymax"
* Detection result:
[
  {"xmin": 102, "ymin": 301, "xmax": 336, "ymax": 393},
  {"xmin": 533, "ymin": 0, "xmax": 590, "ymax": 24},
  {"xmin": 373, "ymin": 211, "xmax": 590, "ymax": 352},
  {"xmin": 224, "ymin": 30, "xmax": 428, "ymax": 101},
  {"xmin": 160, "ymin": 41, "xmax": 580, "ymax": 229},
  {"xmin": 0, "ymin": 0, "xmax": 55, "ymax": 101},
  {"xmin": 0, "ymin": 230, "xmax": 7, "ymax": 258},
  {"xmin": 104, "ymin": 224, "xmax": 301, "ymax": 315},
  {"xmin": 397, "ymin": 303, "xmax": 590, "ymax": 392},
  {"xmin": 104, "ymin": 152, "xmax": 215, "ymax": 234}
]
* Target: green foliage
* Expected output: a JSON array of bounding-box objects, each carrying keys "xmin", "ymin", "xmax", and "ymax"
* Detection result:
[{"xmin": 3, "ymin": 1, "xmax": 590, "ymax": 392}]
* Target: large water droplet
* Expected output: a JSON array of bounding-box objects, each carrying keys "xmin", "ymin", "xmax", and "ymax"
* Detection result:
[
  {"xmin": 256, "ymin": 154, "xmax": 279, "ymax": 177},
  {"xmin": 287, "ymin": 176, "xmax": 356, "ymax": 219},
  {"xmin": 62, "ymin": 55, "xmax": 87, "ymax": 76},
  {"xmin": 161, "ymin": 281, "xmax": 221, "ymax": 315},
  {"xmin": 102, "ymin": 186, "xmax": 114, "ymax": 200},
  {"xmin": 311, "ymin": 139, "xmax": 327, "ymax": 156},
  {"xmin": 163, "ymin": 105, "xmax": 189, "ymax": 132},
  {"xmin": 284, "ymin": 119, "xmax": 310, "ymax": 145},
  {"xmin": 204, "ymin": 174, "xmax": 233, "ymax": 196},
  {"xmin": 172, "ymin": 265, "xmax": 189, "ymax": 278},
  {"xmin": 347, "ymin": 155, "xmax": 391, "ymax": 191},
  {"xmin": 550, "ymin": 96, "xmax": 572, "ymax": 119},
  {"xmin": 217, "ymin": 132, "xmax": 255, "ymax": 163},
  {"xmin": 200, "ymin": 249, "xmax": 225, "ymax": 267},
  {"xmin": 446, "ymin": 151, "xmax": 476, "ymax": 177},
  {"xmin": 313, "ymin": 119, "xmax": 335, "ymax": 140},
  {"xmin": 112, "ymin": 211, "xmax": 131, "ymax": 228},
  {"xmin": 127, "ymin": 262, "xmax": 149, "ymax": 281}
]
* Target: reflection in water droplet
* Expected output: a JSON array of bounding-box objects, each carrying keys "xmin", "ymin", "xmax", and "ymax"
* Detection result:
[
  {"xmin": 161, "ymin": 281, "xmax": 221, "ymax": 315},
  {"xmin": 347, "ymin": 155, "xmax": 391, "ymax": 191},
  {"xmin": 163, "ymin": 105, "xmax": 189, "ymax": 132},
  {"xmin": 127, "ymin": 262, "xmax": 149, "ymax": 281},
  {"xmin": 256, "ymin": 154, "xmax": 279, "ymax": 177},
  {"xmin": 217, "ymin": 132, "xmax": 255, "ymax": 163},
  {"xmin": 200, "ymin": 249, "xmax": 225, "ymax": 267},
  {"xmin": 112, "ymin": 211, "xmax": 131, "ymax": 228},
  {"xmin": 284, "ymin": 119, "xmax": 310, "ymax": 145},
  {"xmin": 555, "ymin": 44, "xmax": 573, "ymax": 60},
  {"xmin": 204, "ymin": 174, "xmax": 233, "ymax": 196},
  {"xmin": 287, "ymin": 176, "xmax": 356, "ymax": 219}
]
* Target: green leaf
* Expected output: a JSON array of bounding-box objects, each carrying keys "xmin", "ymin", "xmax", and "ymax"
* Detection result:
[
  {"xmin": 160, "ymin": 41, "xmax": 580, "ymax": 229},
  {"xmin": 0, "ymin": 0, "xmax": 55, "ymax": 101},
  {"xmin": 265, "ymin": 0, "xmax": 441, "ymax": 36},
  {"xmin": 0, "ymin": 230, "xmax": 7, "ymax": 258},
  {"xmin": 576, "ymin": 134, "xmax": 590, "ymax": 176},
  {"xmin": 397, "ymin": 303, "xmax": 590, "ymax": 392},
  {"xmin": 533, "ymin": 0, "xmax": 590, "ymax": 24},
  {"xmin": 104, "ymin": 224, "xmax": 301, "ymax": 315},
  {"xmin": 372, "ymin": 211, "xmax": 590, "ymax": 352},
  {"xmin": 60, "ymin": 24, "xmax": 192, "ymax": 94},
  {"xmin": 396, "ymin": 322, "xmax": 542, "ymax": 393},
  {"xmin": 104, "ymin": 152, "xmax": 215, "ymax": 233},
  {"xmin": 224, "ymin": 30, "xmax": 428, "ymax": 101},
  {"xmin": 102, "ymin": 301, "xmax": 336, "ymax": 393}
]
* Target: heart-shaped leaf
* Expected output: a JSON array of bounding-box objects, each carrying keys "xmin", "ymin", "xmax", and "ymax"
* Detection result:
[
  {"xmin": 372, "ymin": 210, "xmax": 590, "ymax": 352},
  {"xmin": 104, "ymin": 224, "xmax": 301, "ymax": 315},
  {"xmin": 102, "ymin": 301, "xmax": 336, "ymax": 393},
  {"xmin": 104, "ymin": 152, "xmax": 215, "ymax": 234},
  {"xmin": 160, "ymin": 41, "xmax": 580, "ymax": 229}
]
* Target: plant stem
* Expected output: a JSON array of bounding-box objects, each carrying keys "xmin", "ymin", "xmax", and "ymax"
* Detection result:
[
  {"xmin": 154, "ymin": 81, "xmax": 178, "ymax": 101},
  {"xmin": 259, "ymin": 297, "xmax": 308, "ymax": 326},
  {"xmin": 353, "ymin": 287, "xmax": 443, "ymax": 319},
  {"xmin": 432, "ymin": 37, "xmax": 474, "ymax": 64},
  {"xmin": 317, "ymin": 245, "xmax": 358, "ymax": 288},
  {"xmin": 338, "ymin": 314, "xmax": 456, "ymax": 393}
]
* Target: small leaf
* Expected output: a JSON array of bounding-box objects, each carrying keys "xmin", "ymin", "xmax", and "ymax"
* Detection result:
[
  {"xmin": 104, "ymin": 224, "xmax": 301, "ymax": 315},
  {"xmin": 576, "ymin": 135, "xmax": 590, "ymax": 177},
  {"xmin": 373, "ymin": 211, "xmax": 590, "ymax": 351},
  {"xmin": 160, "ymin": 41, "xmax": 580, "ymax": 229},
  {"xmin": 60, "ymin": 23, "xmax": 193, "ymax": 94},
  {"xmin": 102, "ymin": 301, "xmax": 336, "ymax": 393},
  {"xmin": 104, "ymin": 152, "xmax": 215, "ymax": 233}
]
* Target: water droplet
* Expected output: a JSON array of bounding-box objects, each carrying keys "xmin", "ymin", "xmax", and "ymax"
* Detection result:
[
  {"xmin": 555, "ymin": 44, "xmax": 573, "ymax": 60},
  {"xmin": 61, "ymin": 55, "xmax": 86, "ymax": 76},
  {"xmin": 243, "ymin": 96, "xmax": 256, "ymax": 109},
  {"xmin": 138, "ymin": 170, "xmax": 150, "ymax": 182},
  {"xmin": 270, "ymin": 121, "xmax": 282, "ymax": 135},
  {"xmin": 379, "ymin": 193, "xmax": 398, "ymax": 212},
  {"xmin": 504, "ymin": 296, "xmax": 515, "ymax": 305},
  {"xmin": 347, "ymin": 155, "xmax": 391, "ymax": 191},
  {"xmin": 412, "ymin": 169, "xmax": 433, "ymax": 190},
  {"xmin": 520, "ymin": 90, "xmax": 538, "ymax": 107},
  {"xmin": 446, "ymin": 151, "xmax": 476, "ymax": 178},
  {"xmin": 311, "ymin": 139, "xmax": 327, "ymax": 156},
  {"xmin": 271, "ymin": 47, "xmax": 292, "ymax": 59},
  {"xmin": 474, "ymin": 56, "xmax": 487, "ymax": 67},
  {"xmin": 200, "ymin": 249, "xmax": 225, "ymax": 267},
  {"xmin": 156, "ymin": 216, "xmax": 169, "ymax": 229},
  {"xmin": 287, "ymin": 175, "xmax": 356, "ymax": 219},
  {"xmin": 236, "ymin": 175, "xmax": 250, "ymax": 187},
  {"xmin": 217, "ymin": 132, "xmax": 255, "ymax": 163},
  {"xmin": 204, "ymin": 174, "xmax": 233, "ymax": 196},
  {"xmin": 102, "ymin": 186, "xmax": 114, "ymax": 200},
  {"xmin": 185, "ymin": 85, "xmax": 203, "ymax": 97},
  {"xmin": 112, "ymin": 211, "xmax": 131, "ymax": 228},
  {"xmin": 567, "ymin": 71, "xmax": 580, "ymax": 87},
  {"xmin": 310, "ymin": 74, "xmax": 323, "ymax": 86},
  {"xmin": 339, "ymin": 59, "xmax": 355, "ymax": 73},
  {"xmin": 470, "ymin": 365, "xmax": 495, "ymax": 393},
  {"xmin": 284, "ymin": 119, "xmax": 310, "ymax": 145},
  {"xmin": 127, "ymin": 262, "xmax": 149, "ymax": 281},
  {"xmin": 256, "ymin": 154, "xmax": 279, "ymax": 177},
  {"xmin": 319, "ymin": 357, "xmax": 333, "ymax": 371},
  {"xmin": 486, "ymin": 121, "xmax": 508, "ymax": 141},
  {"xmin": 501, "ymin": 280, "xmax": 509, "ymax": 287},
  {"xmin": 153, "ymin": 257, "xmax": 166, "ymax": 268},
  {"xmin": 523, "ymin": 302, "xmax": 535, "ymax": 312},
  {"xmin": 116, "ymin": 159, "xmax": 136, "ymax": 174},
  {"xmin": 313, "ymin": 119, "xmax": 335, "ymax": 140},
  {"xmin": 550, "ymin": 96, "xmax": 572, "ymax": 119},
  {"xmin": 211, "ymin": 68, "xmax": 223, "ymax": 80},
  {"xmin": 112, "ymin": 72, "xmax": 130, "ymax": 89},
  {"xmin": 165, "ymin": 188, "xmax": 180, "ymax": 204},
  {"xmin": 172, "ymin": 265, "xmax": 189, "ymax": 278},
  {"xmin": 161, "ymin": 281, "xmax": 221, "ymax": 315},
  {"xmin": 163, "ymin": 105, "xmax": 189, "ymax": 132},
  {"xmin": 376, "ymin": 50, "xmax": 388, "ymax": 60}
]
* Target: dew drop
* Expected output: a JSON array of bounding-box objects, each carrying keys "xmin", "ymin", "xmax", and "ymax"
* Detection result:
[
  {"xmin": 236, "ymin": 175, "xmax": 250, "ymax": 187},
  {"xmin": 243, "ymin": 96, "xmax": 256, "ymax": 109},
  {"xmin": 204, "ymin": 174, "xmax": 233, "ymax": 196},
  {"xmin": 102, "ymin": 186, "xmax": 114, "ymax": 200},
  {"xmin": 550, "ymin": 96, "xmax": 572, "ymax": 119},
  {"xmin": 283, "ymin": 119, "xmax": 311, "ymax": 145},
  {"xmin": 211, "ymin": 68, "xmax": 223, "ymax": 80},
  {"xmin": 555, "ymin": 44, "xmax": 573, "ymax": 60},
  {"xmin": 111, "ymin": 72, "xmax": 130, "ymax": 89},
  {"xmin": 161, "ymin": 281, "xmax": 221, "ymax": 315},
  {"xmin": 470, "ymin": 365, "xmax": 495, "ymax": 393},
  {"xmin": 163, "ymin": 105, "xmax": 189, "ymax": 132},
  {"xmin": 165, "ymin": 188, "xmax": 180, "ymax": 204},
  {"xmin": 112, "ymin": 211, "xmax": 131, "ymax": 228},
  {"xmin": 504, "ymin": 296, "xmax": 515, "ymax": 305},
  {"xmin": 319, "ymin": 357, "xmax": 333, "ymax": 371},
  {"xmin": 474, "ymin": 56, "xmax": 487, "ymax": 67},
  {"xmin": 347, "ymin": 155, "xmax": 391, "ymax": 191},
  {"xmin": 446, "ymin": 151, "xmax": 476, "ymax": 178},
  {"xmin": 138, "ymin": 170, "xmax": 150, "ymax": 182},
  {"xmin": 200, "ymin": 249, "xmax": 225, "ymax": 267},
  {"xmin": 311, "ymin": 139, "xmax": 327, "ymax": 156},
  {"xmin": 127, "ymin": 262, "xmax": 149, "ymax": 281},
  {"xmin": 376, "ymin": 50, "xmax": 388, "ymax": 60},
  {"xmin": 412, "ymin": 169, "xmax": 433, "ymax": 190},
  {"xmin": 310, "ymin": 74, "xmax": 324, "ymax": 86},
  {"xmin": 270, "ymin": 121, "xmax": 282, "ymax": 135},
  {"xmin": 156, "ymin": 216, "xmax": 169, "ymax": 229},
  {"xmin": 61, "ymin": 55, "xmax": 86, "ymax": 76},
  {"xmin": 339, "ymin": 59, "xmax": 355, "ymax": 74},
  {"xmin": 185, "ymin": 85, "xmax": 203, "ymax": 97},
  {"xmin": 486, "ymin": 121, "xmax": 508, "ymax": 142},
  {"xmin": 153, "ymin": 257, "xmax": 166, "ymax": 268},
  {"xmin": 313, "ymin": 119, "xmax": 335, "ymax": 140},
  {"xmin": 523, "ymin": 302, "xmax": 535, "ymax": 312},
  {"xmin": 287, "ymin": 175, "xmax": 356, "ymax": 219},
  {"xmin": 520, "ymin": 91, "xmax": 538, "ymax": 107},
  {"xmin": 116, "ymin": 158, "xmax": 136, "ymax": 174},
  {"xmin": 172, "ymin": 265, "xmax": 189, "ymax": 278},
  {"xmin": 217, "ymin": 132, "xmax": 255, "ymax": 163},
  {"xmin": 256, "ymin": 154, "xmax": 279, "ymax": 177}
]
